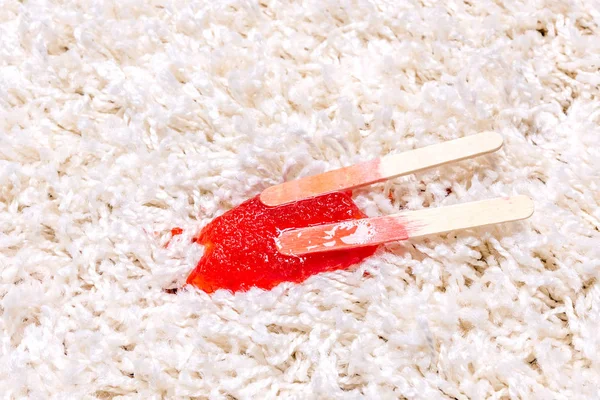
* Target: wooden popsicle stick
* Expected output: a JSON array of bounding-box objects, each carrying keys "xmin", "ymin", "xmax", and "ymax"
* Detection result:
[
  {"xmin": 276, "ymin": 195, "xmax": 534, "ymax": 256},
  {"xmin": 260, "ymin": 132, "xmax": 504, "ymax": 207}
]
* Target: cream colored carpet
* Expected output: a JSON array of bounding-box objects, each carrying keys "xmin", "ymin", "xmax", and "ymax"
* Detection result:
[{"xmin": 1, "ymin": 0, "xmax": 599, "ymax": 398}]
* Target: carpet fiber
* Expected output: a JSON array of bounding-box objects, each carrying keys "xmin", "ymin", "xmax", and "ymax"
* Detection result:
[{"xmin": 1, "ymin": 0, "xmax": 599, "ymax": 398}]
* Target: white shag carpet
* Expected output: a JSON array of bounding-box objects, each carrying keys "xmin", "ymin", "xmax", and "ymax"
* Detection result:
[{"xmin": 1, "ymin": 0, "xmax": 599, "ymax": 398}]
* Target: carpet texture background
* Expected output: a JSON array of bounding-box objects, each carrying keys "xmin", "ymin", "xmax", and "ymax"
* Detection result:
[{"xmin": 1, "ymin": 0, "xmax": 599, "ymax": 398}]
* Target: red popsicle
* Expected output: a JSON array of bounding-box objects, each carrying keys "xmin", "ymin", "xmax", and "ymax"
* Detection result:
[{"xmin": 186, "ymin": 191, "xmax": 378, "ymax": 293}]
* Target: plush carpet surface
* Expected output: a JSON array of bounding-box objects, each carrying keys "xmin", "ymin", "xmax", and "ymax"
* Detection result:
[{"xmin": 1, "ymin": 0, "xmax": 599, "ymax": 398}]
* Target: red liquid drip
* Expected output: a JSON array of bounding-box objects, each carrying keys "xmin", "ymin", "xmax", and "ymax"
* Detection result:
[
  {"xmin": 164, "ymin": 227, "xmax": 184, "ymax": 248},
  {"xmin": 186, "ymin": 192, "xmax": 378, "ymax": 293}
]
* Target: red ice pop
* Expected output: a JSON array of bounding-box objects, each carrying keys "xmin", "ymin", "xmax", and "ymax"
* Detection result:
[{"xmin": 186, "ymin": 192, "xmax": 378, "ymax": 293}]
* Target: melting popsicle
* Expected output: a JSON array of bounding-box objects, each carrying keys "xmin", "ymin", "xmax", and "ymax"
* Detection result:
[
  {"xmin": 181, "ymin": 132, "xmax": 532, "ymax": 294},
  {"xmin": 185, "ymin": 192, "xmax": 379, "ymax": 293}
]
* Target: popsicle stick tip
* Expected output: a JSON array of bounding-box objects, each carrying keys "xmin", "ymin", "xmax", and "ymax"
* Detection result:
[
  {"xmin": 482, "ymin": 131, "xmax": 504, "ymax": 151},
  {"xmin": 259, "ymin": 190, "xmax": 271, "ymax": 206},
  {"xmin": 508, "ymin": 194, "xmax": 534, "ymax": 219},
  {"xmin": 260, "ymin": 187, "xmax": 285, "ymax": 207}
]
